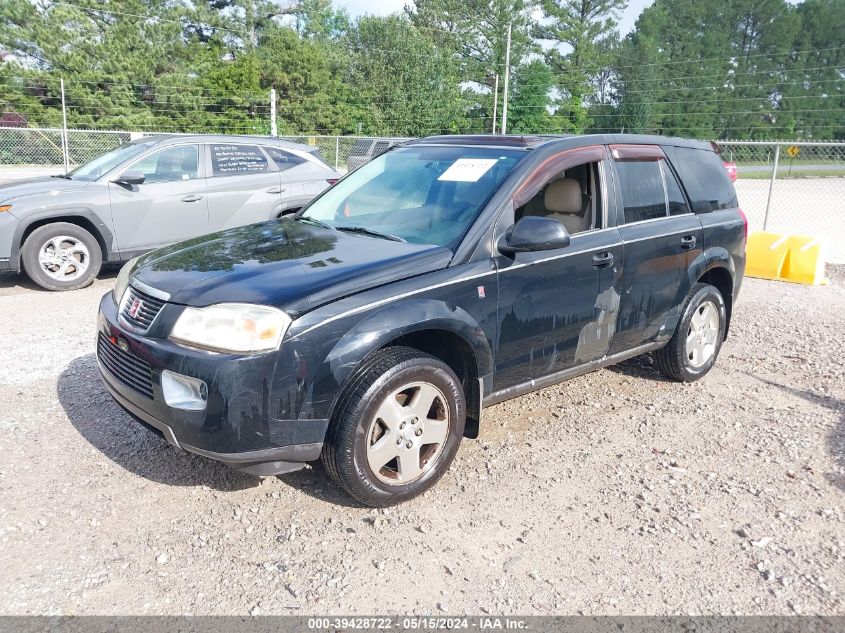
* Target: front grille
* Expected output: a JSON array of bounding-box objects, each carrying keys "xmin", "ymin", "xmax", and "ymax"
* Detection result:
[
  {"xmin": 120, "ymin": 286, "xmax": 167, "ymax": 331},
  {"xmin": 97, "ymin": 333, "xmax": 154, "ymax": 399}
]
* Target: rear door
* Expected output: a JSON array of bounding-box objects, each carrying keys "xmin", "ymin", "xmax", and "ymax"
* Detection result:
[
  {"xmin": 108, "ymin": 143, "xmax": 208, "ymax": 251},
  {"xmin": 204, "ymin": 143, "xmax": 285, "ymax": 230},
  {"xmin": 607, "ymin": 144, "xmax": 704, "ymax": 355},
  {"xmin": 264, "ymin": 146, "xmax": 329, "ymax": 212}
]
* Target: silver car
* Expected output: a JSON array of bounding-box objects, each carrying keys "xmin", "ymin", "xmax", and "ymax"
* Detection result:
[{"xmin": 0, "ymin": 134, "xmax": 341, "ymax": 290}]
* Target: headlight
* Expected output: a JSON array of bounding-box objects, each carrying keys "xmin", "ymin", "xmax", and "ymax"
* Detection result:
[
  {"xmin": 169, "ymin": 303, "xmax": 292, "ymax": 354},
  {"xmin": 112, "ymin": 257, "xmax": 139, "ymax": 305}
]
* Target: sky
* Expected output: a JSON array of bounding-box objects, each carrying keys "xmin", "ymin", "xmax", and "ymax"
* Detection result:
[{"xmin": 334, "ymin": 0, "xmax": 655, "ymax": 36}]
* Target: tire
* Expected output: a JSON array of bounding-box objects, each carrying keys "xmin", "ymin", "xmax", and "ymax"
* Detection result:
[
  {"xmin": 321, "ymin": 346, "xmax": 465, "ymax": 507},
  {"xmin": 21, "ymin": 222, "xmax": 103, "ymax": 291},
  {"xmin": 653, "ymin": 282, "xmax": 727, "ymax": 382}
]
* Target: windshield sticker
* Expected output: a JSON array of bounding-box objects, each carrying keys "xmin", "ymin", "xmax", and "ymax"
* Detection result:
[{"xmin": 437, "ymin": 158, "xmax": 498, "ymax": 182}]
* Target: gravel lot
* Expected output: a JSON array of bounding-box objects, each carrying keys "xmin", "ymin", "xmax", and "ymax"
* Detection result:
[{"xmin": 0, "ymin": 267, "xmax": 843, "ymax": 616}]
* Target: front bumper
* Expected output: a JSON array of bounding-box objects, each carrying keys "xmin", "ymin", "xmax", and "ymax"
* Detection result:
[{"xmin": 96, "ymin": 290, "xmax": 327, "ymax": 475}]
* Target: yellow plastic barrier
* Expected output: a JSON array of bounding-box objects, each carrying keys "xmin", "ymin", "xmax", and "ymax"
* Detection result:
[{"xmin": 746, "ymin": 231, "xmax": 827, "ymax": 285}]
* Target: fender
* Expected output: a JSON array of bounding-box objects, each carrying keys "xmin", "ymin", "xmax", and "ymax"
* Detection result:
[
  {"xmin": 653, "ymin": 246, "xmax": 735, "ymax": 344},
  {"xmin": 688, "ymin": 245, "xmax": 735, "ymax": 289},
  {"xmin": 303, "ymin": 298, "xmax": 494, "ymax": 421},
  {"xmin": 10, "ymin": 207, "xmax": 117, "ymax": 270}
]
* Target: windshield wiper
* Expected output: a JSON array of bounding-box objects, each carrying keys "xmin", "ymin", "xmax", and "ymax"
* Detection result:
[
  {"xmin": 297, "ymin": 216, "xmax": 334, "ymax": 230},
  {"xmin": 51, "ymin": 174, "xmax": 72, "ymax": 179},
  {"xmin": 336, "ymin": 226, "xmax": 406, "ymax": 242}
]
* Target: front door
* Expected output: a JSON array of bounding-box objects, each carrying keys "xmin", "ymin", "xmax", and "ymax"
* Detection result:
[
  {"xmin": 606, "ymin": 144, "xmax": 704, "ymax": 355},
  {"xmin": 493, "ymin": 147, "xmax": 624, "ymax": 391},
  {"xmin": 108, "ymin": 143, "xmax": 208, "ymax": 252}
]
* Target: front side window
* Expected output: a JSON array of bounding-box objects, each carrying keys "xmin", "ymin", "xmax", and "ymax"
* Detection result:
[
  {"xmin": 132, "ymin": 145, "xmax": 199, "ymax": 183},
  {"xmin": 70, "ymin": 139, "xmax": 158, "ymax": 181},
  {"xmin": 301, "ymin": 145, "xmax": 525, "ymax": 248},
  {"xmin": 515, "ymin": 161, "xmax": 603, "ymax": 234},
  {"xmin": 616, "ymin": 160, "xmax": 667, "ymax": 223},
  {"xmin": 210, "ymin": 144, "xmax": 268, "ymax": 176}
]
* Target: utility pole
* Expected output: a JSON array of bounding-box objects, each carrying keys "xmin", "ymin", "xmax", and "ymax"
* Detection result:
[
  {"xmin": 491, "ymin": 74, "xmax": 499, "ymax": 134},
  {"xmin": 501, "ymin": 23, "xmax": 512, "ymax": 135},
  {"xmin": 270, "ymin": 88, "xmax": 277, "ymax": 137},
  {"xmin": 60, "ymin": 78, "xmax": 69, "ymax": 174}
]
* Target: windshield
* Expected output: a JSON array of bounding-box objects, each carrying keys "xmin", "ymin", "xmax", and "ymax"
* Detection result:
[
  {"xmin": 69, "ymin": 139, "xmax": 159, "ymax": 181},
  {"xmin": 301, "ymin": 145, "xmax": 525, "ymax": 248}
]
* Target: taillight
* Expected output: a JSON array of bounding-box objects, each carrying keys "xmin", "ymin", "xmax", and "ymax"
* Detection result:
[
  {"xmin": 326, "ymin": 179, "xmax": 338, "ymax": 186},
  {"xmin": 739, "ymin": 208, "xmax": 748, "ymax": 244}
]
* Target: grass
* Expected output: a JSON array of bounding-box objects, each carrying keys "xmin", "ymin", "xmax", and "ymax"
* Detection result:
[{"xmin": 738, "ymin": 169, "xmax": 845, "ymax": 180}]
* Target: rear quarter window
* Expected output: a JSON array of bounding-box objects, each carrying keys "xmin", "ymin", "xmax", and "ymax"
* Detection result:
[
  {"xmin": 663, "ymin": 145, "xmax": 738, "ymax": 212},
  {"xmin": 350, "ymin": 139, "xmax": 374, "ymax": 156},
  {"xmin": 265, "ymin": 146, "xmax": 306, "ymax": 172}
]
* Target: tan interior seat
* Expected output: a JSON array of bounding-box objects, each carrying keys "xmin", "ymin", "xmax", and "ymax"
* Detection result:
[{"xmin": 544, "ymin": 178, "xmax": 592, "ymax": 234}]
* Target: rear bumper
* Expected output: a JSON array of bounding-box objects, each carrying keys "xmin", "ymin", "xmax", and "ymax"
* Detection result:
[{"xmin": 97, "ymin": 291, "xmax": 327, "ymax": 476}]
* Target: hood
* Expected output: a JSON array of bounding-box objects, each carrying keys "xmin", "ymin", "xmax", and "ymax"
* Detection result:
[
  {"xmin": 132, "ymin": 219, "xmax": 453, "ymax": 315},
  {"xmin": 0, "ymin": 176, "xmax": 92, "ymax": 204}
]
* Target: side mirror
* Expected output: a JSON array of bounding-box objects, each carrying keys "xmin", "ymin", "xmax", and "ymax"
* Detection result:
[
  {"xmin": 112, "ymin": 170, "xmax": 145, "ymax": 186},
  {"xmin": 498, "ymin": 216, "xmax": 571, "ymax": 255}
]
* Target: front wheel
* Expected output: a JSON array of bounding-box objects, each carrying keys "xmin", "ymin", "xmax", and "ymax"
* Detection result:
[
  {"xmin": 653, "ymin": 282, "xmax": 727, "ymax": 382},
  {"xmin": 321, "ymin": 346, "xmax": 465, "ymax": 507},
  {"xmin": 21, "ymin": 222, "xmax": 102, "ymax": 291}
]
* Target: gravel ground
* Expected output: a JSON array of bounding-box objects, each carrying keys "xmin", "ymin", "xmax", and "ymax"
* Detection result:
[{"xmin": 0, "ymin": 267, "xmax": 843, "ymax": 616}]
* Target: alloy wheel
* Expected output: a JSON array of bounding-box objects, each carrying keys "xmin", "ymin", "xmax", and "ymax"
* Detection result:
[
  {"xmin": 365, "ymin": 381, "xmax": 450, "ymax": 485},
  {"xmin": 686, "ymin": 300, "xmax": 720, "ymax": 368},
  {"xmin": 38, "ymin": 236, "xmax": 90, "ymax": 282}
]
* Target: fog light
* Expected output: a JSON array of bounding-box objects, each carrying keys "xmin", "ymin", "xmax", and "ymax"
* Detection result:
[{"xmin": 161, "ymin": 370, "xmax": 208, "ymax": 411}]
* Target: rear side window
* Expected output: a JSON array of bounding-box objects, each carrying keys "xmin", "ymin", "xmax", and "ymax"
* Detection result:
[
  {"xmin": 615, "ymin": 160, "xmax": 666, "ymax": 223},
  {"xmin": 210, "ymin": 144, "xmax": 268, "ymax": 176},
  {"xmin": 265, "ymin": 147, "xmax": 306, "ymax": 172},
  {"xmin": 662, "ymin": 145, "xmax": 738, "ymax": 212}
]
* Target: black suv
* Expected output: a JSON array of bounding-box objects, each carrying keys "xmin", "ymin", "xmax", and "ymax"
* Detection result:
[{"xmin": 97, "ymin": 134, "xmax": 746, "ymax": 506}]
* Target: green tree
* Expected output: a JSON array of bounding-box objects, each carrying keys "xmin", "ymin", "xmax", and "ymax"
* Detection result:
[
  {"xmin": 780, "ymin": 0, "xmax": 845, "ymax": 139},
  {"xmin": 507, "ymin": 60, "xmax": 557, "ymax": 133},
  {"xmin": 409, "ymin": 0, "xmax": 538, "ymax": 132},
  {"xmin": 343, "ymin": 15, "xmax": 469, "ymax": 136},
  {"xmin": 537, "ymin": 0, "xmax": 626, "ymax": 132}
]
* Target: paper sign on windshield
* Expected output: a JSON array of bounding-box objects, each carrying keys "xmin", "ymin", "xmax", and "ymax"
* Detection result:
[{"xmin": 438, "ymin": 158, "xmax": 498, "ymax": 182}]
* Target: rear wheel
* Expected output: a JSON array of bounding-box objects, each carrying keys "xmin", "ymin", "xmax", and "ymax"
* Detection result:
[
  {"xmin": 654, "ymin": 282, "xmax": 726, "ymax": 382},
  {"xmin": 321, "ymin": 346, "xmax": 465, "ymax": 507},
  {"xmin": 21, "ymin": 222, "xmax": 102, "ymax": 291}
]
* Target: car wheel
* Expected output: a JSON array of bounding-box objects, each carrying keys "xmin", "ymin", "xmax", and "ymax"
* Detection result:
[
  {"xmin": 21, "ymin": 222, "xmax": 102, "ymax": 291},
  {"xmin": 654, "ymin": 282, "xmax": 727, "ymax": 382},
  {"xmin": 321, "ymin": 346, "xmax": 465, "ymax": 507}
]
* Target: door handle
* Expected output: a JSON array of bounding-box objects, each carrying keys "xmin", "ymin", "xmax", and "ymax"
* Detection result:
[
  {"xmin": 681, "ymin": 235, "xmax": 697, "ymax": 250},
  {"xmin": 266, "ymin": 187, "xmax": 286, "ymax": 194},
  {"xmin": 180, "ymin": 194, "xmax": 203, "ymax": 202},
  {"xmin": 592, "ymin": 251, "xmax": 614, "ymax": 268}
]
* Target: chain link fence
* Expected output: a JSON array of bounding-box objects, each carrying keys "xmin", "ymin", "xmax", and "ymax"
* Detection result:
[
  {"xmin": 0, "ymin": 128, "xmax": 410, "ymax": 176},
  {"xmin": 1, "ymin": 128, "xmax": 843, "ymax": 263},
  {"xmin": 279, "ymin": 135, "xmax": 411, "ymax": 173},
  {"xmin": 721, "ymin": 141, "xmax": 845, "ymax": 263}
]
